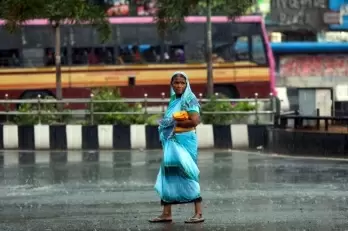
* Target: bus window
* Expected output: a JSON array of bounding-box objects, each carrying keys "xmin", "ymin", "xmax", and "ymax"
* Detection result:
[
  {"xmin": 211, "ymin": 22, "xmax": 251, "ymax": 63},
  {"xmin": 119, "ymin": 24, "xmax": 160, "ymax": 46},
  {"xmin": 117, "ymin": 44, "xmax": 161, "ymax": 64},
  {"xmin": 182, "ymin": 24, "xmax": 205, "ymax": 63},
  {"xmin": 167, "ymin": 45, "xmax": 185, "ymax": 64},
  {"xmin": 210, "ymin": 22, "xmax": 269, "ymax": 65},
  {"xmin": 212, "ymin": 36, "xmax": 250, "ymax": 63},
  {"xmin": 96, "ymin": 47, "xmax": 115, "ymax": 64},
  {"xmin": 137, "ymin": 24, "xmax": 161, "ymax": 44},
  {"xmin": 141, "ymin": 45, "xmax": 160, "ymax": 63},
  {"xmin": 22, "ymin": 48, "xmax": 45, "ymax": 67},
  {"xmin": 182, "ymin": 42, "xmax": 205, "ymax": 63},
  {"xmin": 251, "ymin": 35, "xmax": 267, "ymax": 65},
  {"xmin": 44, "ymin": 48, "xmax": 68, "ymax": 66},
  {"xmin": 22, "ymin": 26, "xmax": 55, "ymax": 49},
  {"xmin": 72, "ymin": 47, "xmax": 114, "ymax": 65},
  {"xmin": 0, "ymin": 49, "xmax": 20, "ymax": 67},
  {"xmin": 118, "ymin": 24, "xmax": 161, "ymax": 64},
  {"xmin": 234, "ymin": 36, "xmax": 250, "ymax": 61}
]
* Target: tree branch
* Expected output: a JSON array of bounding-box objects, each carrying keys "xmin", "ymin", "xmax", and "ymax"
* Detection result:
[
  {"xmin": 155, "ymin": 0, "xmax": 199, "ymax": 34},
  {"xmin": 154, "ymin": 0, "xmax": 254, "ymax": 35},
  {"xmin": 0, "ymin": 0, "xmax": 110, "ymax": 42}
]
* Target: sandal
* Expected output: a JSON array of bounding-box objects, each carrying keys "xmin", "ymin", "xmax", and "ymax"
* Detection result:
[
  {"xmin": 148, "ymin": 216, "xmax": 172, "ymax": 223},
  {"xmin": 184, "ymin": 217, "xmax": 205, "ymax": 223}
]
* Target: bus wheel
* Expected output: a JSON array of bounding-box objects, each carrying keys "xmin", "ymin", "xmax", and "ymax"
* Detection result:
[
  {"xmin": 17, "ymin": 90, "xmax": 54, "ymax": 109},
  {"xmin": 214, "ymin": 85, "xmax": 239, "ymax": 98},
  {"xmin": 20, "ymin": 90, "xmax": 53, "ymax": 99}
]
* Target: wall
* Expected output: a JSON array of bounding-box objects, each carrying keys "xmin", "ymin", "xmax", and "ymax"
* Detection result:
[
  {"xmin": 0, "ymin": 124, "xmax": 270, "ymax": 150},
  {"xmin": 270, "ymin": 129, "xmax": 348, "ymax": 157}
]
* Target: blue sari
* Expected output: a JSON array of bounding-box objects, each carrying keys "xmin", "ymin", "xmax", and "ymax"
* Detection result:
[{"xmin": 155, "ymin": 71, "xmax": 202, "ymax": 205}]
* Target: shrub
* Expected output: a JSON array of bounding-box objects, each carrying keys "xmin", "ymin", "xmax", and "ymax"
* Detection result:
[
  {"xmin": 90, "ymin": 87, "xmax": 146, "ymax": 125},
  {"xmin": 231, "ymin": 101, "xmax": 257, "ymax": 123},
  {"xmin": 13, "ymin": 96, "xmax": 72, "ymax": 125},
  {"xmin": 201, "ymin": 95, "xmax": 256, "ymax": 125}
]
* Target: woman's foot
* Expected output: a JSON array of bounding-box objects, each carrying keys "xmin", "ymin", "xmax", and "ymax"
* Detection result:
[
  {"xmin": 148, "ymin": 214, "xmax": 172, "ymax": 223},
  {"xmin": 184, "ymin": 213, "xmax": 205, "ymax": 223}
]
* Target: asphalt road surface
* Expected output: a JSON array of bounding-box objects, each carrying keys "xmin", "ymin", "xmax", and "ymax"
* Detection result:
[{"xmin": 1, "ymin": 150, "xmax": 348, "ymax": 231}]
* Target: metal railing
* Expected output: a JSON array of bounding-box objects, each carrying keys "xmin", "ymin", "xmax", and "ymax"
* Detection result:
[
  {"xmin": 0, "ymin": 92, "xmax": 277, "ymax": 125},
  {"xmin": 276, "ymin": 114, "xmax": 348, "ymax": 132},
  {"xmin": 275, "ymin": 106, "xmax": 348, "ymax": 132}
]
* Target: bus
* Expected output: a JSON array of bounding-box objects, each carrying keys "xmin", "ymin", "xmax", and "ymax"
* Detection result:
[
  {"xmin": 271, "ymin": 42, "xmax": 348, "ymax": 116},
  {"xmin": 0, "ymin": 16, "xmax": 275, "ymax": 106}
]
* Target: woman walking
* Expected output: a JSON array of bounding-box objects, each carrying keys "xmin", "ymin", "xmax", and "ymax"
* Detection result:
[{"xmin": 149, "ymin": 71, "xmax": 204, "ymax": 224}]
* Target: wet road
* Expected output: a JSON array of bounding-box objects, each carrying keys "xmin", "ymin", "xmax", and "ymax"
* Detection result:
[{"xmin": 1, "ymin": 150, "xmax": 348, "ymax": 230}]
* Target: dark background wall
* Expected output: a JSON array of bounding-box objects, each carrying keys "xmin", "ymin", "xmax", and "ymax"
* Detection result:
[{"xmin": 270, "ymin": 129, "xmax": 348, "ymax": 157}]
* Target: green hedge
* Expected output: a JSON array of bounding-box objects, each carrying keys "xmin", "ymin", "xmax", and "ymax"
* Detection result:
[
  {"xmin": 200, "ymin": 95, "xmax": 256, "ymax": 125},
  {"xmin": 90, "ymin": 87, "xmax": 146, "ymax": 124},
  {"xmin": 13, "ymin": 96, "xmax": 72, "ymax": 125}
]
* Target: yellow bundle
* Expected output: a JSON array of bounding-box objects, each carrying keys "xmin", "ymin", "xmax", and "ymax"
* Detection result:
[{"xmin": 173, "ymin": 111, "xmax": 189, "ymax": 121}]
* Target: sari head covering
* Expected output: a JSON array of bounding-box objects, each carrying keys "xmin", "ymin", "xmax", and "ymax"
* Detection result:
[
  {"xmin": 170, "ymin": 71, "xmax": 199, "ymax": 112},
  {"xmin": 155, "ymin": 71, "xmax": 202, "ymax": 205}
]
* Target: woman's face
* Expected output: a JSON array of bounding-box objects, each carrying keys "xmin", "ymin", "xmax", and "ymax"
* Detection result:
[{"xmin": 171, "ymin": 75, "xmax": 187, "ymax": 95}]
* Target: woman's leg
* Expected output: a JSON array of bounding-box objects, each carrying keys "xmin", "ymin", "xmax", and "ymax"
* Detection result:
[
  {"xmin": 193, "ymin": 201, "xmax": 203, "ymax": 218},
  {"xmin": 184, "ymin": 201, "xmax": 204, "ymax": 223},
  {"xmin": 162, "ymin": 204, "xmax": 172, "ymax": 218},
  {"xmin": 149, "ymin": 204, "xmax": 172, "ymax": 222}
]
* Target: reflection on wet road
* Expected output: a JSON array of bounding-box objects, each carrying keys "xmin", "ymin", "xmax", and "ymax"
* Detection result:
[{"xmin": 1, "ymin": 150, "xmax": 348, "ymax": 230}]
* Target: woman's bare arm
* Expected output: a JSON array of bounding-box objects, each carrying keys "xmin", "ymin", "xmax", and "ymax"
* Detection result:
[{"xmin": 176, "ymin": 112, "xmax": 200, "ymax": 128}]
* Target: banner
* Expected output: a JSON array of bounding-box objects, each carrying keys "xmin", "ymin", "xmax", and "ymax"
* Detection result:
[
  {"xmin": 280, "ymin": 55, "xmax": 348, "ymax": 78},
  {"xmin": 271, "ymin": 0, "xmax": 328, "ymax": 29}
]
